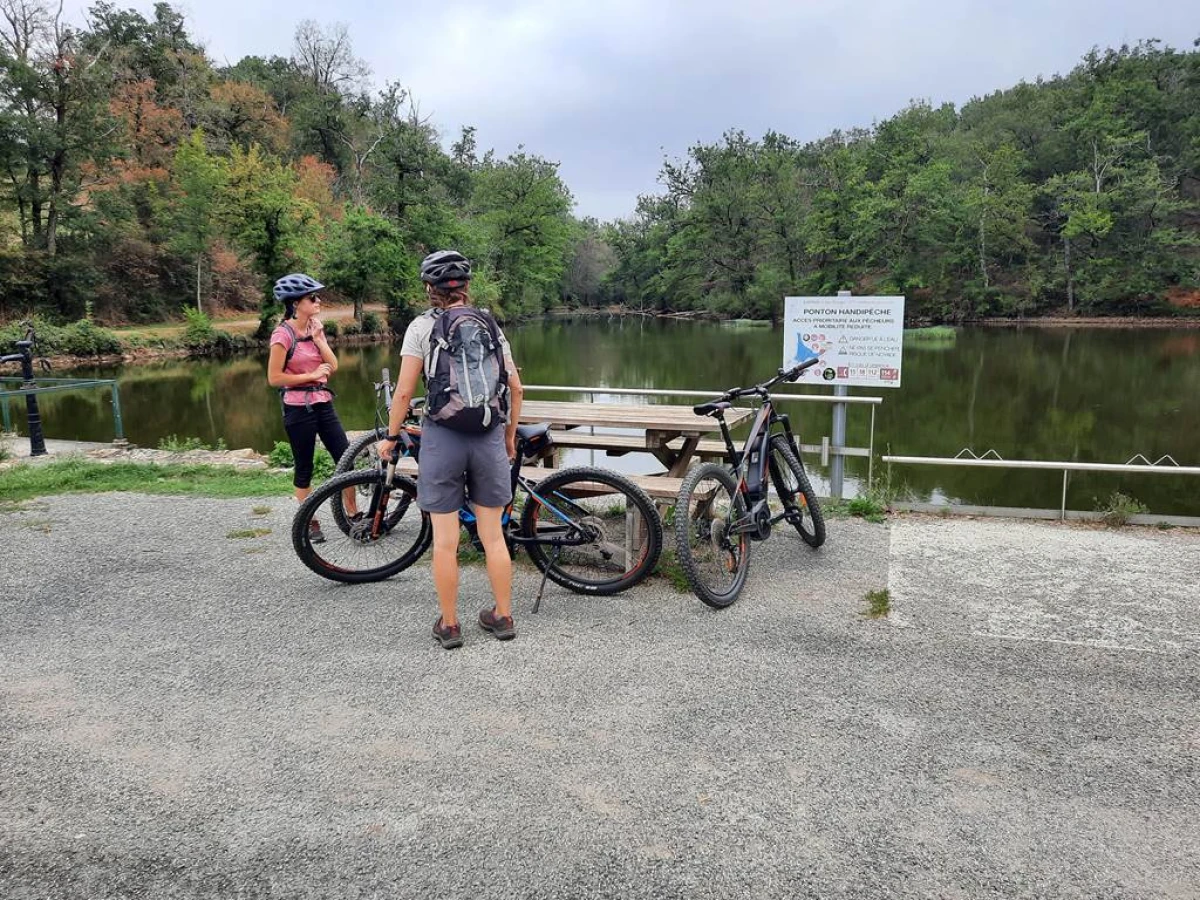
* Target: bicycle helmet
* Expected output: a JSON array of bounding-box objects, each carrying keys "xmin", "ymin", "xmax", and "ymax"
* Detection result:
[
  {"xmin": 419, "ymin": 250, "xmax": 471, "ymax": 288},
  {"xmin": 273, "ymin": 273, "xmax": 324, "ymax": 303}
]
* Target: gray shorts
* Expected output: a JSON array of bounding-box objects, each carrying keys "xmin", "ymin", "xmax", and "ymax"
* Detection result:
[{"xmin": 417, "ymin": 419, "xmax": 513, "ymax": 513}]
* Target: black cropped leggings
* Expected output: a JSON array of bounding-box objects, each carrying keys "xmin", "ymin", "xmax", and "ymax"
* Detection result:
[{"xmin": 282, "ymin": 402, "xmax": 350, "ymax": 489}]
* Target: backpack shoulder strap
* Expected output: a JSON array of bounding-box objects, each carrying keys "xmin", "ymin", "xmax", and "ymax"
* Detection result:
[{"xmin": 280, "ymin": 321, "xmax": 298, "ymax": 368}]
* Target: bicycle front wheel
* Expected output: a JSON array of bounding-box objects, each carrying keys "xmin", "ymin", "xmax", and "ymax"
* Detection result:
[
  {"xmin": 520, "ymin": 466, "xmax": 663, "ymax": 595},
  {"xmin": 674, "ymin": 463, "xmax": 750, "ymax": 609},
  {"xmin": 292, "ymin": 468, "xmax": 431, "ymax": 583},
  {"xmin": 768, "ymin": 434, "xmax": 826, "ymax": 548}
]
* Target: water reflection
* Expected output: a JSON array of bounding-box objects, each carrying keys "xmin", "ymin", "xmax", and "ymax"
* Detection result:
[{"xmin": 5, "ymin": 320, "xmax": 1199, "ymax": 515}]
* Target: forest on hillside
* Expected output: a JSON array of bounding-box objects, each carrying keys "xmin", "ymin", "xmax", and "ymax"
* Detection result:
[
  {"xmin": 603, "ymin": 41, "xmax": 1200, "ymax": 322},
  {"xmin": 1, "ymin": 2, "xmax": 1197, "ymax": 331}
]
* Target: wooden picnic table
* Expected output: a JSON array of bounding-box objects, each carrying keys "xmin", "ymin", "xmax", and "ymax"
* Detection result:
[{"xmin": 518, "ymin": 399, "xmax": 752, "ymax": 477}]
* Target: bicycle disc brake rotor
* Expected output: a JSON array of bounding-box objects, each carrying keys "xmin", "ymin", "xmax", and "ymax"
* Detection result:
[{"xmin": 576, "ymin": 515, "xmax": 614, "ymax": 559}]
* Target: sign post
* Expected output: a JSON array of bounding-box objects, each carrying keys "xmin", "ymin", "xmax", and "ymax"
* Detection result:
[{"xmin": 783, "ymin": 293, "xmax": 905, "ymax": 499}]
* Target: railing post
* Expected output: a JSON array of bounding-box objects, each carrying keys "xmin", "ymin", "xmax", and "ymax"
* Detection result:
[
  {"xmin": 18, "ymin": 345, "xmax": 46, "ymax": 457},
  {"xmin": 829, "ymin": 290, "xmax": 852, "ymax": 499},
  {"xmin": 110, "ymin": 381, "xmax": 128, "ymax": 446},
  {"xmin": 1060, "ymin": 470, "xmax": 1069, "ymax": 521}
]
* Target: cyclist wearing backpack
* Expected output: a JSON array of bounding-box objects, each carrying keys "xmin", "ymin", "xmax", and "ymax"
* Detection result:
[
  {"xmin": 266, "ymin": 273, "xmax": 356, "ymax": 542},
  {"xmin": 377, "ymin": 250, "xmax": 524, "ymax": 650}
]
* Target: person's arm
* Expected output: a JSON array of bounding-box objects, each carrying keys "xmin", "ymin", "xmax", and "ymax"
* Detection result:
[
  {"xmin": 378, "ymin": 355, "xmax": 423, "ymax": 461},
  {"xmin": 505, "ymin": 360, "xmax": 523, "ymax": 462},
  {"xmin": 310, "ymin": 317, "xmax": 337, "ymax": 373},
  {"xmin": 267, "ymin": 342, "xmax": 330, "ymax": 388}
]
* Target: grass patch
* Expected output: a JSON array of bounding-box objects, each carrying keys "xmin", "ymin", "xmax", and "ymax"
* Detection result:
[
  {"xmin": 863, "ymin": 588, "xmax": 891, "ymax": 618},
  {"xmin": 227, "ymin": 527, "xmax": 272, "ymax": 539},
  {"xmin": 904, "ymin": 325, "xmax": 958, "ymax": 340},
  {"xmin": 251, "ymin": 505, "xmax": 272, "ymax": 516},
  {"xmin": 656, "ymin": 549, "xmax": 692, "ymax": 593},
  {"xmin": 1156, "ymin": 521, "xmax": 1176, "ymax": 530},
  {"xmin": 846, "ymin": 495, "xmax": 887, "ymax": 523},
  {"xmin": 1095, "ymin": 490, "xmax": 1148, "ymax": 527},
  {"xmin": 158, "ymin": 434, "xmax": 228, "ymax": 452},
  {"xmin": 0, "ymin": 459, "xmax": 294, "ymax": 502}
]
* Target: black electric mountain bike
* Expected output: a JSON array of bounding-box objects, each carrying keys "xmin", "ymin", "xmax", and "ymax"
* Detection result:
[
  {"xmin": 674, "ymin": 359, "xmax": 826, "ymax": 608},
  {"xmin": 293, "ymin": 383, "xmax": 664, "ymax": 607}
]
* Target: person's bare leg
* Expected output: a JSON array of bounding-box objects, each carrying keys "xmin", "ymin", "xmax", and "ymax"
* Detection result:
[
  {"xmin": 473, "ymin": 505, "xmax": 512, "ymax": 618},
  {"xmin": 430, "ymin": 512, "xmax": 461, "ymax": 626}
]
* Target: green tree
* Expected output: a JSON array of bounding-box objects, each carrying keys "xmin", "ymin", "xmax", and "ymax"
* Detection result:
[{"xmin": 168, "ymin": 128, "xmax": 226, "ymax": 312}]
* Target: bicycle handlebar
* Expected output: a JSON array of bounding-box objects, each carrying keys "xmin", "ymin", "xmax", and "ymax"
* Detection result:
[{"xmin": 707, "ymin": 357, "xmax": 820, "ymax": 404}]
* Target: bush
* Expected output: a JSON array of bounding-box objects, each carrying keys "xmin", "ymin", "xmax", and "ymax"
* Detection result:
[
  {"xmin": 1096, "ymin": 491, "xmax": 1148, "ymax": 527},
  {"xmin": 322, "ymin": 319, "xmax": 340, "ymax": 339},
  {"xmin": 360, "ymin": 311, "xmax": 383, "ymax": 334},
  {"xmin": 340, "ymin": 318, "xmax": 362, "ymax": 337},
  {"xmin": 268, "ymin": 440, "xmax": 333, "ymax": 481},
  {"xmin": 0, "ymin": 316, "xmax": 123, "ymax": 357},
  {"xmin": 158, "ymin": 435, "xmax": 227, "ymax": 452},
  {"xmin": 61, "ymin": 319, "xmax": 122, "ymax": 356},
  {"xmin": 181, "ymin": 307, "xmax": 216, "ymax": 347}
]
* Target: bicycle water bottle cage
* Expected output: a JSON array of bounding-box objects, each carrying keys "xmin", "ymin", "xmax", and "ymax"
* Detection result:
[{"xmin": 693, "ymin": 400, "xmax": 733, "ymax": 417}]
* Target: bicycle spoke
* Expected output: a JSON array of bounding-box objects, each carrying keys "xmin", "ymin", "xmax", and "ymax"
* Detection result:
[{"xmin": 521, "ymin": 467, "xmax": 663, "ymax": 595}]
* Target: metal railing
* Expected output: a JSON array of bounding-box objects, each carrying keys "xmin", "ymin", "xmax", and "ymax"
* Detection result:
[
  {"xmin": 524, "ymin": 383, "xmax": 882, "ymax": 492},
  {"xmin": 882, "ymin": 450, "xmax": 1200, "ymax": 520},
  {"xmin": 1, "ymin": 377, "xmax": 126, "ymax": 444}
]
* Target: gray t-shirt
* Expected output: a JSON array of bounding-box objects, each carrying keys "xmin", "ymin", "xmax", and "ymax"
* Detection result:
[{"xmin": 400, "ymin": 308, "xmax": 516, "ymax": 373}]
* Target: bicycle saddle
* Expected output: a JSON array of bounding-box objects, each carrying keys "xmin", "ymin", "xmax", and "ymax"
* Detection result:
[
  {"xmin": 517, "ymin": 423, "xmax": 551, "ymax": 441},
  {"xmin": 693, "ymin": 400, "xmax": 732, "ymax": 417}
]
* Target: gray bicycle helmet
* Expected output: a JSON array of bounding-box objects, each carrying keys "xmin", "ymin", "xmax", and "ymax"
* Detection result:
[
  {"xmin": 419, "ymin": 250, "xmax": 471, "ymax": 288},
  {"xmin": 273, "ymin": 273, "xmax": 324, "ymax": 302}
]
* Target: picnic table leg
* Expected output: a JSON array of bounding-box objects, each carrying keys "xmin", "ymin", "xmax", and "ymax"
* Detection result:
[{"xmin": 664, "ymin": 436, "xmax": 700, "ymax": 478}]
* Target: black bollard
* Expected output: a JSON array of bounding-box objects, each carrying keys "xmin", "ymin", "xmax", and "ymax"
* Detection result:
[{"xmin": 15, "ymin": 339, "xmax": 46, "ymax": 457}]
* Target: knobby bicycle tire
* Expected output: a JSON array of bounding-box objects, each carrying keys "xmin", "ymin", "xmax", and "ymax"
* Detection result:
[
  {"xmin": 767, "ymin": 434, "xmax": 826, "ymax": 548},
  {"xmin": 674, "ymin": 462, "xmax": 750, "ymax": 608},
  {"xmin": 293, "ymin": 468, "xmax": 431, "ymax": 583},
  {"xmin": 336, "ymin": 429, "xmax": 386, "ymax": 475},
  {"xmin": 519, "ymin": 466, "xmax": 663, "ymax": 595}
]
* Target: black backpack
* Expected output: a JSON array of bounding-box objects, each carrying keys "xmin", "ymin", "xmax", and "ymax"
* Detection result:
[{"xmin": 424, "ymin": 307, "xmax": 509, "ymax": 433}]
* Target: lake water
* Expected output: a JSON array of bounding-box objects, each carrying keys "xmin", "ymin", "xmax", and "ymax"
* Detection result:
[{"xmin": 5, "ymin": 319, "xmax": 1199, "ymax": 516}]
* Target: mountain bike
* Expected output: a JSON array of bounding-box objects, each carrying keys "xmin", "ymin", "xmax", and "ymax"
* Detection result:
[
  {"xmin": 674, "ymin": 359, "xmax": 826, "ymax": 608},
  {"xmin": 293, "ymin": 409, "xmax": 664, "ymax": 609},
  {"xmin": 336, "ymin": 367, "xmax": 408, "ymax": 477}
]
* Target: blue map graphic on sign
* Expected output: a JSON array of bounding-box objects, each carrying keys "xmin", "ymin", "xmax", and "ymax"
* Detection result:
[{"xmin": 794, "ymin": 333, "xmax": 819, "ymax": 364}]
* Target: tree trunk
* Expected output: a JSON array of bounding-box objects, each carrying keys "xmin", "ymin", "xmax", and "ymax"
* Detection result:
[
  {"xmin": 979, "ymin": 214, "xmax": 989, "ymax": 289},
  {"xmin": 1063, "ymin": 234, "xmax": 1074, "ymax": 313},
  {"xmin": 196, "ymin": 254, "xmax": 203, "ymax": 313}
]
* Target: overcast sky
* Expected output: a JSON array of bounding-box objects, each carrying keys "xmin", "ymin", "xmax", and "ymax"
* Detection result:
[{"xmin": 65, "ymin": 0, "xmax": 1198, "ymax": 220}]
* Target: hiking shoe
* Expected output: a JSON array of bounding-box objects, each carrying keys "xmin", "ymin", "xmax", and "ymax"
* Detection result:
[
  {"xmin": 309, "ymin": 519, "xmax": 326, "ymax": 544},
  {"xmin": 432, "ymin": 616, "xmax": 464, "ymax": 649},
  {"xmin": 478, "ymin": 607, "xmax": 516, "ymax": 641}
]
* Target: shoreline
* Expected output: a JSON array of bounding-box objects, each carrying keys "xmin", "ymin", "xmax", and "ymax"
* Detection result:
[{"xmin": 19, "ymin": 310, "xmax": 1200, "ymax": 371}]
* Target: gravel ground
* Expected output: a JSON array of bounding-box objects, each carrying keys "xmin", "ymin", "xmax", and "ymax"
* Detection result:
[{"xmin": 1, "ymin": 494, "xmax": 1198, "ymax": 899}]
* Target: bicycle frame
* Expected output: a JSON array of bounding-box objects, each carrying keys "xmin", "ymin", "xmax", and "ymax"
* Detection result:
[
  {"xmin": 700, "ymin": 359, "xmax": 818, "ymax": 535},
  {"xmin": 388, "ymin": 424, "xmax": 601, "ymax": 551}
]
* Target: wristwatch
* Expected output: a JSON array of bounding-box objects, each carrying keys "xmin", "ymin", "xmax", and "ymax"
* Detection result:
[{"xmin": 384, "ymin": 433, "xmax": 402, "ymax": 442}]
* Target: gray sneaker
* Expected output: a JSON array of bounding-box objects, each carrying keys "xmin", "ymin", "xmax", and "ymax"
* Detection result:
[
  {"xmin": 309, "ymin": 519, "xmax": 326, "ymax": 544},
  {"xmin": 478, "ymin": 607, "xmax": 516, "ymax": 641}
]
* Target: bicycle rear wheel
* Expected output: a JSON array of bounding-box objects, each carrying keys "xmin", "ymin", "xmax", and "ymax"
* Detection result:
[
  {"xmin": 292, "ymin": 468, "xmax": 431, "ymax": 583},
  {"xmin": 674, "ymin": 462, "xmax": 750, "ymax": 608},
  {"xmin": 520, "ymin": 466, "xmax": 663, "ymax": 595},
  {"xmin": 768, "ymin": 434, "xmax": 826, "ymax": 548}
]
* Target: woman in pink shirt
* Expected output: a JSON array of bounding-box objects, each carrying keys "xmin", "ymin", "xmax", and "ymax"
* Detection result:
[{"xmin": 266, "ymin": 273, "xmax": 355, "ymax": 543}]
